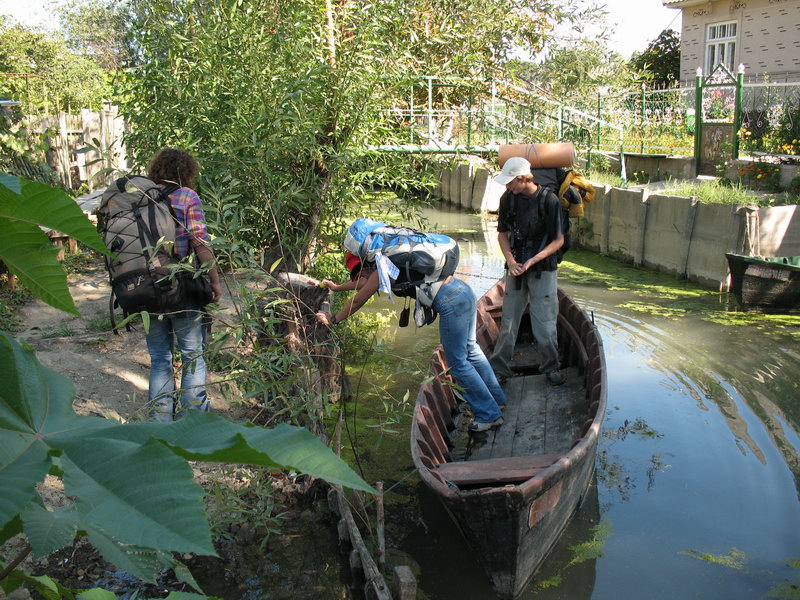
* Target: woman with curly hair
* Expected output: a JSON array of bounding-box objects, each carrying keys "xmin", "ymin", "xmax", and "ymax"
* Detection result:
[{"xmin": 145, "ymin": 148, "xmax": 221, "ymax": 421}]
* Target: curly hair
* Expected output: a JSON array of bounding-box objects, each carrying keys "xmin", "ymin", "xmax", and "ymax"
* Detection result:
[{"xmin": 147, "ymin": 148, "xmax": 200, "ymax": 188}]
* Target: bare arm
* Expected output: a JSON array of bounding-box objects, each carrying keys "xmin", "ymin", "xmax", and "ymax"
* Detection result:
[
  {"xmin": 498, "ymin": 231, "xmax": 526, "ymax": 277},
  {"xmin": 520, "ymin": 235, "xmax": 564, "ymax": 273},
  {"xmin": 193, "ymin": 242, "xmax": 222, "ymax": 303},
  {"xmin": 317, "ymin": 270, "xmax": 380, "ymax": 325}
]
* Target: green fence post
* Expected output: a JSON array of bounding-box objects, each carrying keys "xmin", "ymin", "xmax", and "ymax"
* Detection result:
[
  {"xmin": 596, "ymin": 90, "xmax": 603, "ymax": 154},
  {"xmin": 467, "ymin": 90, "xmax": 473, "ymax": 149},
  {"xmin": 409, "ymin": 83, "xmax": 415, "ymax": 145},
  {"xmin": 427, "ymin": 76, "xmax": 434, "ymax": 144},
  {"xmin": 694, "ymin": 68, "xmax": 703, "ymax": 177},
  {"xmin": 640, "ymin": 82, "xmax": 646, "ymax": 154},
  {"xmin": 732, "ymin": 65, "xmax": 744, "ymax": 160}
]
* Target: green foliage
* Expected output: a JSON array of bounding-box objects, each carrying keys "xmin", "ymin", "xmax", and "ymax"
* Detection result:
[
  {"xmin": 0, "ymin": 20, "xmax": 111, "ymax": 112},
  {"xmin": 56, "ymin": 0, "xmax": 129, "ymax": 71},
  {"xmin": 629, "ymin": 29, "xmax": 680, "ymax": 88},
  {"xmin": 680, "ymin": 547, "xmax": 748, "ymax": 570},
  {"xmin": 663, "ymin": 178, "xmax": 787, "ymax": 206},
  {"xmin": 207, "ymin": 466, "xmax": 286, "ymax": 550},
  {"xmin": 567, "ymin": 518, "xmax": 613, "ymax": 567},
  {"xmin": 736, "ymin": 161, "xmax": 783, "ymax": 192},
  {"xmin": 118, "ymin": 0, "xmax": 597, "ymax": 268},
  {"xmin": 0, "ymin": 173, "xmax": 110, "ymax": 315},
  {"xmin": 774, "ymin": 99, "xmax": 800, "ymax": 156},
  {"xmin": 0, "ymin": 285, "xmax": 29, "ymax": 333},
  {"xmin": 0, "ymin": 110, "xmax": 63, "ymax": 187},
  {"xmin": 0, "ymin": 330, "xmax": 375, "ymax": 593},
  {"xmin": 514, "ymin": 38, "xmax": 635, "ymax": 100}
]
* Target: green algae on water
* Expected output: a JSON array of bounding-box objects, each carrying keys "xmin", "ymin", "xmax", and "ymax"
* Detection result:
[
  {"xmin": 562, "ymin": 250, "xmax": 800, "ymax": 332},
  {"xmin": 680, "ymin": 547, "xmax": 748, "ymax": 570}
]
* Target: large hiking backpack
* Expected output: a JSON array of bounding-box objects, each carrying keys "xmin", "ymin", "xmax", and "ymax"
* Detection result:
[
  {"xmin": 532, "ymin": 167, "xmax": 595, "ymax": 263},
  {"xmin": 98, "ymin": 176, "xmax": 183, "ymax": 318},
  {"xmin": 343, "ymin": 218, "xmax": 459, "ymax": 295}
]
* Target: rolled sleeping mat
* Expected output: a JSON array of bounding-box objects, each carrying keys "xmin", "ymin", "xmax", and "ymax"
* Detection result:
[{"xmin": 498, "ymin": 143, "xmax": 575, "ymax": 169}]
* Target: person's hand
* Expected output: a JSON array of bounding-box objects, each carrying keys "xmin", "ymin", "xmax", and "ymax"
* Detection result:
[
  {"xmin": 521, "ymin": 257, "xmax": 538, "ymax": 273},
  {"xmin": 211, "ymin": 280, "xmax": 222, "ymax": 303},
  {"xmin": 322, "ymin": 279, "xmax": 337, "ymax": 291},
  {"xmin": 509, "ymin": 260, "xmax": 526, "ymax": 277},
  {"xmin": 316, "ymin": 311, "xmax": 333, "ymax": 325}
]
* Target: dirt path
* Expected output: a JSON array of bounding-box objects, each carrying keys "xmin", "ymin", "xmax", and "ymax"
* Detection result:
[{"xmin": 14, "ymin": 262, "xmax": 232, "ymax": 421}]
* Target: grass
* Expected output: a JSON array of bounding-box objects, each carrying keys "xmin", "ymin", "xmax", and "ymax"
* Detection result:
[
  {"xmin": 86, "ymin": 311, "xmax": 113, "ymax": 333},
  {"xmin": 0, "ymin": 285, "xmax": 31, "ymax": 332},
  {"xmin": 662, "ymin": 178, "xmax": 797, "ymax": 206},
  {"xmin": 62, "ymin": 246, "xmax": 105, "ymax": 274},
  {"xmin": 586, "ymin": 171, "xmax": 799, "ymax": 207},
  {"xmin": 41, "ymin": 324, "xmax": 77, "ymax": 338}
]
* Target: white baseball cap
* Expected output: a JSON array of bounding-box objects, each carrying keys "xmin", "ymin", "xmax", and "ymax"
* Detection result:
[{"xmin": 494, "ymin": 156, "xmax": 532, "ymax": 185}]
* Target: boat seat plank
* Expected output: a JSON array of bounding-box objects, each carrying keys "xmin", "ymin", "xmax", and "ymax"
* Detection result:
[{"xmin": 434, "ymin": 454, "xmax": 561, "ymax": 486}]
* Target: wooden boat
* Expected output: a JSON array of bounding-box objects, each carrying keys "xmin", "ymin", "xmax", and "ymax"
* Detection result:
[
  {"xmin": 725, "ymin": 253, "xmax": 800, "ymax": 310},
  {"xmin": 410, "ymin": 279, "xmax": 607, "ymax": 599}
]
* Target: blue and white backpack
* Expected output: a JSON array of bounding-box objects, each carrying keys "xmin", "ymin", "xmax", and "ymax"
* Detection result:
[{"xmin": 343, "ymin": 218, "xmax": 459, "ymax": 299}]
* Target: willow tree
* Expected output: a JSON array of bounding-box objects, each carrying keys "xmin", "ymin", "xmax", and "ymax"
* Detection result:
[{"xmin": 118, "ymin": 0, "xmax": 593, "ymax": 268}]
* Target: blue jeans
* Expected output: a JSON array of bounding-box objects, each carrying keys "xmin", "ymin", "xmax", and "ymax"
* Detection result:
[
  {"xmin": 145, "ymin": 309, "xmax": 210, "ymax": 422},
  {"xmin": 433, "ymin": 278, "xmax": 506, "ymax": 423}
]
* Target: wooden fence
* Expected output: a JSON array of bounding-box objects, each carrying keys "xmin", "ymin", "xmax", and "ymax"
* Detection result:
[{"xmin": 28, "ymin": 104, "xmax": 128, "ymax": 191}]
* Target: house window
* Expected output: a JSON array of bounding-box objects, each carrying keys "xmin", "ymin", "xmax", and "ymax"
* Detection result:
[{"xmin": 706, "ymin": 21, "xmax": 737, "ymax": 73}]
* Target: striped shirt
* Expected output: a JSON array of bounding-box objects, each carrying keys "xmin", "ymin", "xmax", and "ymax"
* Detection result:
[{"xmin": 165, "ymin": 186, "xmax": 210, "ymax": 258}]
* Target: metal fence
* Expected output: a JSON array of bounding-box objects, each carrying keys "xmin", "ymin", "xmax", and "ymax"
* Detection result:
[{"xmin": 381, "ymin": 75, "xmax": 800, "ymax": 167}]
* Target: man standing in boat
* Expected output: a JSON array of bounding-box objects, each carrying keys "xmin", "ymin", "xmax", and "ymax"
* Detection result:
[{"xmin": 491, "ymin": 156, "xmax": 566, "ymax": 387}]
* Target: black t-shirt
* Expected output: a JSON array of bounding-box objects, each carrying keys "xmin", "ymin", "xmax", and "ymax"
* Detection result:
[{"xmin": 497, "ymin": 186, "xmax": 563, "ymax": 271}]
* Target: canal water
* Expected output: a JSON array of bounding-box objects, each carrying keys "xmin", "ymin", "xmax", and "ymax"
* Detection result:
[{"xmin": 347, "ymin": 202, "xmax": 800, "ymax": 599}]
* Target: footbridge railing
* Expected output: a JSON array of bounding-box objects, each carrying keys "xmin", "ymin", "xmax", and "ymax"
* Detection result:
[{"xmin": 372, "ymin": 77, "xmax": 624, "ymax": 169}]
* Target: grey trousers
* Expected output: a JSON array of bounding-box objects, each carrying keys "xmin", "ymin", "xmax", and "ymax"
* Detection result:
[{"xmin": 489, "ymin": 269, "xmax": 560, "ymax": 378}]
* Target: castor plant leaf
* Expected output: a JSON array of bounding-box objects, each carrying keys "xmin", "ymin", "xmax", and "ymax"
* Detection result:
[
  {"xmin": 0, "ymin": 331, "xmax": 376, "ymax": 588},
  {"xmin": 20, "ymin": 504, "xmax": 78, "ymax": 558},
  {"xmin": 0, "ymin": 174, "xmax": 110, "ymax": 315}
]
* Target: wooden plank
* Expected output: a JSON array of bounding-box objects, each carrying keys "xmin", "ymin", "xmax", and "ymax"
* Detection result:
[
  {"xmin": 465, "ymin": 375, "xmax": 524, "ymax": 462},
  {"xmin": 509, "ymin": 374, "xmax": 548, "ymax": 457},
  {"xmin": 542, "ymin": 370, "xmax": 583, "ymax": 454},
  {"xmin": 434, "ymin": 454, "xmax": 560, "ymax": 486}
]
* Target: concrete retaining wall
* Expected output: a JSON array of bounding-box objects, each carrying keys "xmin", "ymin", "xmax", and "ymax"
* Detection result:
[
  {"xmin": 434, "ymin": 164, "xmax": 800, "ymax": 290},
  {"xmin": 437, "ymin": 164, "xmax": 505, "ymax": 212},
  {"xmin": 578, "ymin": 185, "xmax": 799, "ymax": 288}
]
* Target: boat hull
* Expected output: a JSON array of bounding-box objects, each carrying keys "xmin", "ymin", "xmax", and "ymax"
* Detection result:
[
  {"xmin": 411, "ymin": 280, "xmax": 607, "ymax": 599},
  {"xmin": 726, "ymin": 253, "xmax": 800, "ymax": 309}
]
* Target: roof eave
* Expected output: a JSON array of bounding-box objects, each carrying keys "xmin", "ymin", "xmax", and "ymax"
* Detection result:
[{"xmin": 662, "ymin": 0, "xmax": 709, "ymax": 7}]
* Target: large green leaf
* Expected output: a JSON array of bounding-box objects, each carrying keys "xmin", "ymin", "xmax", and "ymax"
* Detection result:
[
  {"xmin": 0, "ymin": 173, "xmax": 110, "ymax": 314},
  {"xmin": 0, "ymin": 174, "xmax": 107, "ymax": 254},
  {"xmin": 0, "ymin": 218, "xmax": 77, "ymax": 314},
  {"xmin": 0, "ymin": 331, "xmax": 375, "ymax": 584},
  {"xmin": 84, "ymin": 527, "xmax": 186, "ymax": 584},
  {"xmin": 21, "ymin": 504, "xmax": 78, "ymax": 557},
  {"xmin": 95, "ymin": 412, "xmax": 377, "ymax": 493},
  {"xmin": 60, "ymin": 437, "xmax": 214, "ymax": 556}
]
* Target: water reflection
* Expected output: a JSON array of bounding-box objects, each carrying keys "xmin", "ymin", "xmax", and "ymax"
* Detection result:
[{"xmin": 355, "ymin": 202, "xmax": 800, "ymax": 599}]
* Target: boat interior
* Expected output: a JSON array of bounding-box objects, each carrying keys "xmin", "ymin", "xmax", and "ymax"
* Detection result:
[{"xmin": 413, "ymin": 291, "xmax": 604, "ymax": 491}]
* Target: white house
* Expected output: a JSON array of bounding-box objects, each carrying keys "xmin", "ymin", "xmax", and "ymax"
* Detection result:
[{"xmin": 663, "ymin": 0, "xmax": 800, "ymax": 84}]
